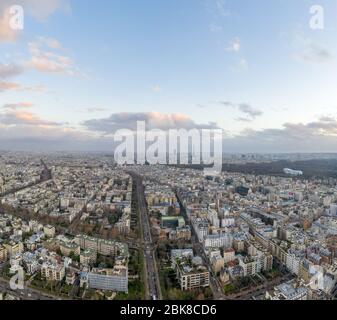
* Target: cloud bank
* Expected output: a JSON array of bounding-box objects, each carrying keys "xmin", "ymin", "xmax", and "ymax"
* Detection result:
[
  {"xmin": 83, "ymin": 112, "xmax": 219, "ymax": 133},
  {"xmin": 1, "ymin": 109, "xmax": 337, "ymax": 152}
]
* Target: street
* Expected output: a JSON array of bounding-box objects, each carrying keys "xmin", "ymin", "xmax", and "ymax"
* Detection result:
[
  {"xmin": 129, "ymin": 172, "xmax": 162, "ymax": 300},
  {"xmin": 176, "ymin": 189, "xmax": 226, "ymax": 300},
  {"xmin": 0, "ymin": 277, "xmax": 62, "ymax": 300}
]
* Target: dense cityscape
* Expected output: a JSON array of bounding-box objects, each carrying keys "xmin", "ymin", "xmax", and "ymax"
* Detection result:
[
  {"xmin": 1, "ymin": 152, "xmax": 337, "ymax": 301},
  {"xmin": 1, "ymin": 0, "xmax": 337, "ymax": 311}
]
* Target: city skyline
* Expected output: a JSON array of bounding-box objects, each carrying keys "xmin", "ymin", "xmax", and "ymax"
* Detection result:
[{"xmin": 1, "ymin": 0, "xmax": 337, "ymax": 152}]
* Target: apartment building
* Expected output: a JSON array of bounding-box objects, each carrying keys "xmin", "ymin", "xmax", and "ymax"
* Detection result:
[
  {"xmin": 223, "ymin": 248, "xmax": 236, "ymax": 263},
  {"xmin": 169, "ymin": 226, "xmax": 192, "ymax": 241},
  {"xmin": 43, "ymin": 225, "xmax": 56, "ymax": 238},
  {"xmin": 238, "ymin": 252, "xmax": 273, "ymax": 277},
  {"xmin": 60, "ymin": 241, "xmax": 81, "ymax": 257},
  {"xmin": 178, "ymin": 266, "xmax": 210, "ymax": 291},
  {"xmin": 87, "ymin": 266, "xmax": 128, "ymax": 293},
  {"xmin": 192, "ymin": 217, "xmax": 209, "ymax": 243},
  {"xmin": 41, "ymin": 262, "xmax": 65, "ymax": 281},
  {"xmin": 74, "ymin": 235, "xmax": 128, "ymax": 257},
  {"xmin": 0, "ymin": 245, "xmax": 7, "ymax": 263},
  {"xmin": 80, "ymin": 249, "xmax": 97, "ymax": 266},
  {"xmin": 4, "ymin": 241, "xmax": 24, "ymax": 258},
  {"xmin": 209, "ymin": 250, "xmax": 225, "ymax": 274},
  {"xmin": 286, "ymin": 250, "xmax": 305, "ymax": 275},
  {"xmin": 204, "ymin": 232, "xmax": 233, "ymax": 249},
  {"xmin": 266, "ymin": 281, "xmax": 308, "ymax": 300}
]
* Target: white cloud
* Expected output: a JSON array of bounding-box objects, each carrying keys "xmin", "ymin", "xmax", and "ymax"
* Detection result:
[
  {"xmin": 85, "ymin": 107, "xmax": 108, "ymax": 113},
  {"xmin": 25, "ymin": 37, "xmax": 84, "ymax": 77},
  {"xmin": 215, "ymin": 0, "xmax": 231, "ymax": 17},
  {"xmin": 3, "ymin": 102, "xmax": 33, "ymax": 110},
  {"xmin": 0, "ymin": 80, "xmax": 45, "ymax": 92},
  {"xmin": 0, "ymin": 63, "xmax": 24, "ymax": 78},
  {"xmin": 227, "ymin": 37, "xmax": 241, "ymax": 52},
  {"xmin": 238, "ymin": 58, "xmax": 248, "ymax": 69},
  {"xmin": 297, "ymin": 42, "xmax": 333, "ymax": 64},
  {"xmin": 0, "ymin": 109, "xmax": 61, "ymax": 126},
  {"xmin": 0, "ymin": 8, "xmax": 17, "ymax": 42},
  {"xmin": 37, "ymin": 36, "xmax": 63, "ymax": 50},
  {"xmin": 0, "ymin": 63, "xmax": 23, "ymax": 79},
  {"xmin": 0, "ymin": 60, "xmax": 46, "ymax": 92},
  {"xmin": 219, "ymin": 101, "xmax": 262, "ymax": 120},
  {"xmin": 209, "ymin": 23, "xmax": 223, "ymax": 33},
  {"xmin": 152, "ymin": 84, "xmax": 162, "ymax": 93},
  {"xmin": 225, "ymin": 117, "xmax": 337, "ymax": 153},
  {"xmin": 289, "ymin": 31, "xmax": 334, "ymax": 64},
  {"xmin": 225, "ymin": 38, "xmax": 248, "ymax": 70},
  {"xmin": 0, "ymin": 80, "xmax": 20, "ymax": 91},
  {"xmin": 83, "ymin": 112, "xmax": 219, "ymax": 133}
]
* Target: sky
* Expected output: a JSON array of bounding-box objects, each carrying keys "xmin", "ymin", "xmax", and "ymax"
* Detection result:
[{"xmin": 0, "ymin": 0, "xmax": 337, "ymax": 152}]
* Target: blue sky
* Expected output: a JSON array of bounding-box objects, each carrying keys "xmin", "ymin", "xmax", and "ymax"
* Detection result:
[{"xmin": 0, "ymin": 0, "xmax": 337, "ymax": 152}]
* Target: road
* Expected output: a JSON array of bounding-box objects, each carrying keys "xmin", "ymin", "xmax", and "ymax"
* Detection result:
[
  {"xmin": 0, "ymin": 277, "xmax": 63, "ymax": 300},
  {"xmin": 129, "ymin": 172, "xmax": 162, "ymax": 300},
  {"xmin": 193, "ymin": 242, "xmax": 227, "ymax": 300},
  {"xmin": 174, "ymin": 189, "xmax": 226, "ymax": 299}
]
